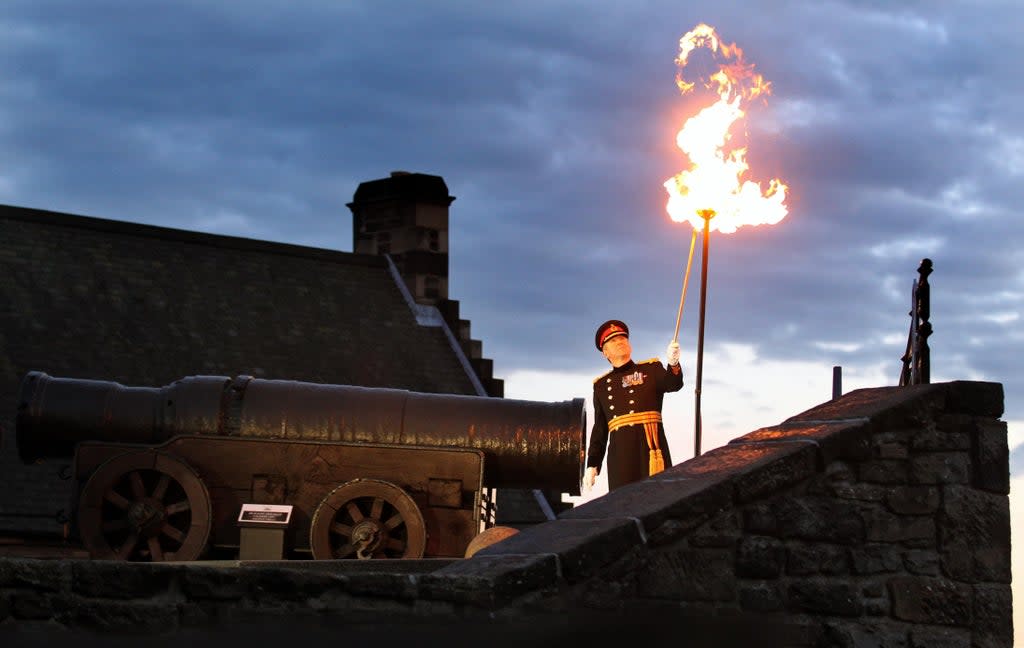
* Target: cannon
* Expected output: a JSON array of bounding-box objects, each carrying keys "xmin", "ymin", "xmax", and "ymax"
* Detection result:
[{"xmin": 16, "ymin": 371, "xmax": 585, "ymax": 562}]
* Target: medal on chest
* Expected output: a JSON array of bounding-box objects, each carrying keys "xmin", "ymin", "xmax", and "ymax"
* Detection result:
[{"xmin": 621, "ymin": 370, "xmax": 645, "ymax": 388}]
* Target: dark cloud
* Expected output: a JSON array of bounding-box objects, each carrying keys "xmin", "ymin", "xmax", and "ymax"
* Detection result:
[{"xmin": 1, "ymin": 0, "xmax": 1021, "ymax": 432}]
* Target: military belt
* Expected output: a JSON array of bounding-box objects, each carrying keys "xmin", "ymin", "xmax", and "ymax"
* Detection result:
[{"xmin": 608, "ymin": 411, "xmax": 665, "ymax": 475}]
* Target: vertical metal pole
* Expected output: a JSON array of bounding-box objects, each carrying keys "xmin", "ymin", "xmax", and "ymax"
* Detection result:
[{"xmin": 694, "ymin": 210, "xmax": 714, "ymax": 458}]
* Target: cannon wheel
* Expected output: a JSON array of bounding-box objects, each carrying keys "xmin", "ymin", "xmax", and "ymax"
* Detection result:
[
  {"xmin": 77, "ymin": 450, "xmax": 212, "ymax": 562},
  {"xmin": 309, "ymin": 478, "xmax": 426, "ymax": 560}
]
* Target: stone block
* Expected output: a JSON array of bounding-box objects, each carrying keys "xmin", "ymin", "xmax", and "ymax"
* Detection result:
[
  {"xmin": 848, "ymin": 544, "xmax": 902, "ymax": 575},
  {"xmin": 876, "ymin": 440, "xmax": 909, "ymax": 459},
  {"xmin": 907, "ymin": 626, "xmax": 971, "ymax": 648},
  {"xmin": 559, "ymin": 473, "xmax": 732, "ymax": 541},
  {"xmin": 863, "ymin": 507, "xmax": 935, "ymax": 547},
  {"xmin": 972, "ymin": 418, "xmax": 1009, "ymax": 494},
  {"xmin": 425, "ymin": 553, "xmax": 559, "ymax": 605},
  {"xmin": 831, "ymin": 481, "xmax": 889, "ymax": 503},
  {"xmin": 787, "ymin": 543, "xmax": 850, "ymax": 575},
  {"xmin": 733, "ymin": 443, "xmax": 819, "ymax": 503},
  {"xmin": 787, "ymin": 383, "xmax": 946, "ymax": 433},
  {"xmin": 944, "ymin": 381, "xmax": 1003, "ymax": 417},
  {"xmin": 0, "ymin": 557, "xmax": 68, "ymax": 591},
  {"xmin": 687, "ymin": 509, "xmax": 741, "ymax": 547},
  {"xmin": 863, "ymin": 597, "xmax": 890, "ymax": 617},
  {"xmin": 60, "ymin": 598, "xmax": 181, "ymax": 634},
  {"xmin": 739, "ymin": 581, "xmax": 784, "ymax": 612},
  {"xmin": 339, "ymin": 570, "xmax": 420, "ymax": 600},
  {"xmin": 889, "ymin": 576, "xmax": 971, "ymax": 625},
  {"xmin": 971, "ymin": 583, "xmax": 1013, "ymax": 648},
  {"xmin": 177, "ymin": 564, "xmax": 250, "ymax": 600},
  {"xmin": 939, "ymin": 485, "xmax": 1011, "ymax": 582},
  {"xmin": 818, "ymin": 618, "xmax": 910, "ymax": 648},
  {"xmin": 736, "ymin": 535, "xmax": 785, "ymax": 577},
  {"xmin": 911, "ymin": 422, "xmax": 971, "ymax": 451},
  {"xmin": 902, "ymin": 549, "xmax": 940, "ymax": 576},
  {"xmin": 788, "ymin": 578, "xmax": 862, "ymax": 616},
  {"xmin": 859, "ymin": 458, "xmax": 909, "ymax": 484},
  {"xmin": 773, "ymin": 496, "xmax": 865, "ymax": 544},
  {"xmin": 464, "ymin": 517, "xmax": 642, "ymax": 583},
  {"xmin": 659, "ymin": 440, "xmax": 817, "ymax": 504},
  {"xmin": 731, "ymin": 419, "xmax": 871, "ymax": 466},
  {"xmin": 741, "ymin": 502, "xmax": 775, "ymax": 534},
  {"xmin": 636, "ymin": 546, "xmax": 735, "ymax": 601},
  {"xmin": 236, "ymin": 563, "xmax": 344, "ymax": 602},
  {"xmin": 909, "ymin": 452, "xmax": 970, "ymax": 485},
  {"xmin": 71, "ymin": 560, "xmax": 174, "ymax": 599},
  {"xmin": 10, "ymin": 590, "xmax": 55, "ymax": 620},
  {"xmin": 885, "ymin": 485, "xmax": 940, "ymax": 515}
]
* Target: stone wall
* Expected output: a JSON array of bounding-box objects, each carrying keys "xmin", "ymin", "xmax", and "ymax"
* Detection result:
[{"xmin": 0, "ymin": 381, "xmax": 1011, "ymax": 648}]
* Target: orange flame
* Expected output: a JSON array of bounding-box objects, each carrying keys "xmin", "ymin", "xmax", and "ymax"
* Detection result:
[{"xmin": 664, "ymin": 23, "xmax": 788, "ymax": 234}]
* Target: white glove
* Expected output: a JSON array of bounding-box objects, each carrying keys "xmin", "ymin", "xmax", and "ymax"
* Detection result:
[
  {"xmin": 583, "ymin": 466, "xmax": 598, "ymax": 491},
  {"xmin": 667, "ymin": 340, "xmax": 681, "ymax": 366}
]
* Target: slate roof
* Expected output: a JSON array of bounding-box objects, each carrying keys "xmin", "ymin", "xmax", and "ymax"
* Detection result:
[{"xmin": 0, "ymin": 204, "xmax": 481, "ymax": 395}]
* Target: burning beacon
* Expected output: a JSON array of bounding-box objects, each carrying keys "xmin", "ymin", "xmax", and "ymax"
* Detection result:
[{"xmin": 664, "ymin": 23, "xmax": 789, "ymax": 456}]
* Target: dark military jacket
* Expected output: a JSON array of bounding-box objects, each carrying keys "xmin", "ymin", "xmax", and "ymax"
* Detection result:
[{"xmin": 586, "ymin": 358, "xmax": 683, "ymax": 490}]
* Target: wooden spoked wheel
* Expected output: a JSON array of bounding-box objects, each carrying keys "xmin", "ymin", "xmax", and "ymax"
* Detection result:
[
  {"xmin": 310, "ymin": 479, "xmax": 426, "ymax": 560},
  {"xmin": 77, "ymin": 450, "xmax": 212, "ymax": 562}
]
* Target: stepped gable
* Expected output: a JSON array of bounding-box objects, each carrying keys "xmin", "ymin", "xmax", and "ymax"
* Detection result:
[{"xmin": 348, "ymin": 171, "xmax": 503, "ymax": 397}]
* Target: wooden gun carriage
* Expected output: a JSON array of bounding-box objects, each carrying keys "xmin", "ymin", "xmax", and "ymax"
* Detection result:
[{"xmin": 15, "ymin": 371, "xmax": 585, "ymax": 562}]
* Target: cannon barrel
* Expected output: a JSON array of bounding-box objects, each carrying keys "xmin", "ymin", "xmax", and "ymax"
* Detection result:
[{"xmin": 16, "ymin": 371, "xmax": 586, "ymax": 494}]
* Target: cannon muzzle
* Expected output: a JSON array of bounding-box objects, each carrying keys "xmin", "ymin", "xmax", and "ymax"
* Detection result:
[{"xmin": 16, "ymin": 371, "xmax": 586, "ymax": 493}]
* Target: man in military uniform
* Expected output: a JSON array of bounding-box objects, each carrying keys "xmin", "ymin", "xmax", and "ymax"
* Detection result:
[{"xmin": 584, "ymin": 320, "xmax": 683, "ymax": 491}]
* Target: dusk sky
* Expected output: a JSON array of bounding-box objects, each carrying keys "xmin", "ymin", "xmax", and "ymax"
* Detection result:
[{"xmin": 2, "ymin": 0, "xmax": 1021, "ymax": 624}]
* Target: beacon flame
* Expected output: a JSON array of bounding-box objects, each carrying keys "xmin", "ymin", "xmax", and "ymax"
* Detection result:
[{"xmin": 664, "ymin": 23, "xmax": 788, "ymax": 234}]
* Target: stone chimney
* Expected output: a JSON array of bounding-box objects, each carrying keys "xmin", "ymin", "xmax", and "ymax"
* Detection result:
[
  {"xmin": 348, "ymin": 170, "xmax": 453, "ymax": 304},
  {"xmin": 347, "ymin": 171, "xmax": 504, "ymax": 397}
]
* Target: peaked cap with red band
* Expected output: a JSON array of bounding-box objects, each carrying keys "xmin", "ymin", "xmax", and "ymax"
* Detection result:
[{"xmin": 595, "ymin": 319, "xmax": 629, "ymax": 350}]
